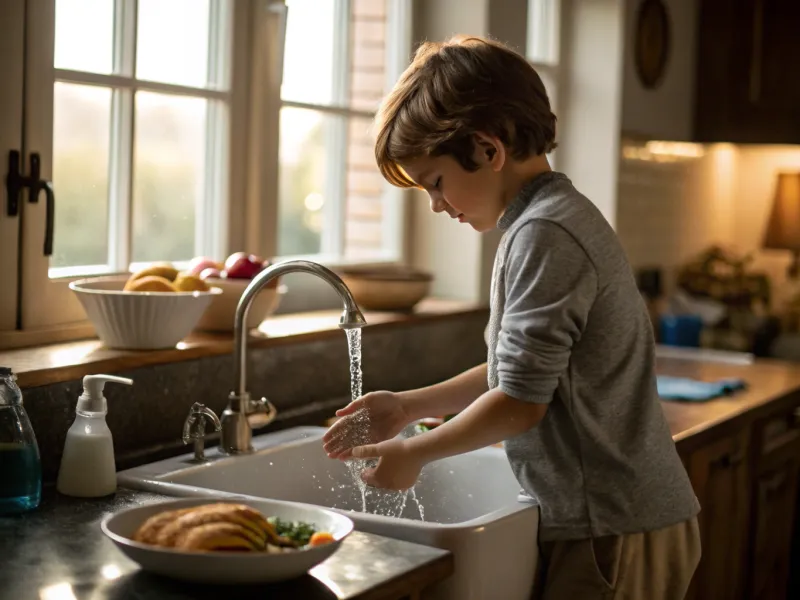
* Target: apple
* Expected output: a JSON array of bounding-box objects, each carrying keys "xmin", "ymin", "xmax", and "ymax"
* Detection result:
[
  {"xmin": 199, "ymin": 267, "xmax": 222, "ymax": 280},
  {"xmin": 224, "ymin": 252, "xmax": 264, "ymax": 279},
  {"xmin": 188, "ymin": 256, "xmax": 222, "ymax": 276}
]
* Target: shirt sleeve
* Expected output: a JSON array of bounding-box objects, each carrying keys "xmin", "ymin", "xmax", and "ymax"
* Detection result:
[{"xmin": 496, "ymin": 219, "xmax": 598, "ymax": 403}]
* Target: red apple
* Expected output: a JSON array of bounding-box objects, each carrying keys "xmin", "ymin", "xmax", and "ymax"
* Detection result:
[
  {"xmin": 199, "ymin": 267, "xmax": 222, "ymax": 280},
  {"xmin": 188, "ymin": 256, "xmax": 222, "ymax": 276},
  {"xmin": 224, "ymin": 252, "xmax": 263, "ymax": 279}
]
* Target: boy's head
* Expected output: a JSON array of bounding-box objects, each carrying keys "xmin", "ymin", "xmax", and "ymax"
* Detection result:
[{"xmin": 374, "ymin": 35, "xmax": 557, "ymax": 232}]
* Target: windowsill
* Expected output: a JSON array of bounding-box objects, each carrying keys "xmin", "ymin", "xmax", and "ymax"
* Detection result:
[{"xmin": 1, "ymin": 298, "xmax": 488, "ymax": 389}]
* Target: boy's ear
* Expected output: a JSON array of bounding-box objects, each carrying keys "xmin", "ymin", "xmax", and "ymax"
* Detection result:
[{"xmin": 472, "ymin": 132, "xmax": 505, "ymax": 171}]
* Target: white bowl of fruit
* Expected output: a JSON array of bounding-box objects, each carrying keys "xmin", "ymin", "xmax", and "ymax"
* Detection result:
[{"xmin": 190, "ymin": 252, "xmax": 285, "ymax": 332}]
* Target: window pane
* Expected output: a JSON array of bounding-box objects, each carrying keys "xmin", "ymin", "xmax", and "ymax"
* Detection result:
[
  {"xmin": 282, "ymin": 0, "xmax": 338, "ymax": 105},
  {"xmin": 278, "ymin": 108, "xmax": 334, "ymax": 256},
  {"xmin": 344, "ymin": 116, "xmax": 385, "ymax": 260},
  {"xmin": 51, "ymin": 83, "xmax": 111, "ymax": 269},
  {"xmin": 55, "ymin": 0, "xmax": 114, "ymax": 74},
  {"xmin": 132, "ymin": 92, "xmax": 206, "ymax": 263},
  {"xmin": 136, "ymin": 0, "xmax": 210, "ymax": 87}
]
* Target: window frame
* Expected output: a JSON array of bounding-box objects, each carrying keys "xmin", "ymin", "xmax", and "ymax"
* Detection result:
[
  {"xmin": 275, "ymin": 0, "xmax": 411, "ymax": 267},
  {"xmin": 2, "ymin": 0, "xmax": 414, "ymax": 344},
  {"xmin": 0, "ymin": 0, "xmax": 25, "ymax": 335},
  {"xmin": 16, "ymin": 0, "xmax": 247, "ymax": 334},
  {"xmin": 48, "ymin": 0, "xmax": 234, "ymax": 279}
]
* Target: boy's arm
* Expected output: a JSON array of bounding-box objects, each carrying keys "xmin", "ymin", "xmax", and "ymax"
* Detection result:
[
  {"xmin": 398, "ymin": 363, "xmax": 489, "ymax": 420},
  {"xmin": 356, "ymin": 388, "xmax": 545, "ymax": 460},
  {"xmin": 353, "ymin": 389, "xmax": 546, "ymax": 490},
  {"xmin": 354, "ymin": 220, "xmax": 597, "ymax": 490}
]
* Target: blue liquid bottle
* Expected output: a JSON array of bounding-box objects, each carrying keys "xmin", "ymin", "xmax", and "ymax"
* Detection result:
[{"xmin": 0, "ymin": 367, "xmax": 42, "ymax": 514}]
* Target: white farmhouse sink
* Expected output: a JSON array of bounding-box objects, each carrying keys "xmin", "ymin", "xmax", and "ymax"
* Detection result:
[{"xmin": 118, "ymin": 426, "xmax": 539, "ymax": 600}]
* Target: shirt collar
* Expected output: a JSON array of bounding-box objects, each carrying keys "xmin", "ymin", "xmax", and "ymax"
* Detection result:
[{"xmin": 497, "ymin": 171, "xmax": 567, "ymax": 231}]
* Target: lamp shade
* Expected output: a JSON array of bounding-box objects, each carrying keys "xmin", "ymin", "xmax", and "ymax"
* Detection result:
[{"xmin": 763, "ymin": 172, "xmax": 800, "ymax": 252}]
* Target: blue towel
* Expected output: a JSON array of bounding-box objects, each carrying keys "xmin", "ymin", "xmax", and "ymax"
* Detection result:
[{"xmin": 657, "ymin": 376, "xmax": 747, "ymax": 402}]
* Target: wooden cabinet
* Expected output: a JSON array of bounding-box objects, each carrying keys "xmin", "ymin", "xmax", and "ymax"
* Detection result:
[
  {"xmin": 682, "ymin": 400, "xmax": 800, "ymax": 600},
  {"xmin": 694, "ymin": 0, "xmax": 800, "ymax": 143},
  {"xmin": 684, "ymin": 430, "xmax": 750, "ymax": 600},
  {"xmin": 749, "ymin": 461, "xmax": 800, "ymax": 599},
  {"xmin": 748, "ymin": 405, "xmax": 800, "ymax": 600}
]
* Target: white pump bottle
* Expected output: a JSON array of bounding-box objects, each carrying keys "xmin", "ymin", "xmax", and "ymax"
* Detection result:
[{"xmin": 56, "ymin": 374, "xmax": 133, "ymax": 498}]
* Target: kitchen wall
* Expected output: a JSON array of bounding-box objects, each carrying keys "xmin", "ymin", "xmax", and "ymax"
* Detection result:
[{"xmin": 616, "ymin": 140, "xmax": 800, "ymax": 309}]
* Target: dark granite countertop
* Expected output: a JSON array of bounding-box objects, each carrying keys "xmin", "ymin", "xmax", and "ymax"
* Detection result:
[{"xmin": 0, "ymin": 488, "xmax": 453, "ymax": 600}]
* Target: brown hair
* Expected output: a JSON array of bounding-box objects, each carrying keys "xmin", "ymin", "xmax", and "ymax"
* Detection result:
[{"xmin": 374, "ymin": 35, "xmax": 557, "ymax": 188}]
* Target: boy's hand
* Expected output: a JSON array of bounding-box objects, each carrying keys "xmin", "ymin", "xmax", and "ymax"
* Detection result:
[
  {"xmin": 352, "ymin": 439, "xmax": 424, "ymax": 491},
  {"xmin": 323, "ymin": 391, "xmax": 411, "ymax": 460}
]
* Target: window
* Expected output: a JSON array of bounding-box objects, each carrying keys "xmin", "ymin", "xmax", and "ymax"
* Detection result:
[
  {"xmin": 526, "ymin": 0, "xmax": 561, "ymax": 168},
  {"xmin": 50, "ymin": 0, "xmax": 231, "ymax": 276},
  {"xmin": 277, "ymin": 0, "xmax": 409, "ymax": 263},
  {"xmin": 1, "ymin": 0, "xmax": 412, "ymax": 342}
]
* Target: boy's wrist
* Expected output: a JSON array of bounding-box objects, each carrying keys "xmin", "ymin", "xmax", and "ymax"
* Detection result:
[{"xmin": 396, "ymin": 389, "xmax": 429, "ymax": 422}]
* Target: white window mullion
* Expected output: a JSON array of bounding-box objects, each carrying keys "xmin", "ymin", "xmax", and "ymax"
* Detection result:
[
  {"xmin": 198, "ymin": 0, "xmax": 232, "ymax": 260},
  {"xmin": 107, "ymin": 0, "xmax": 137, "ymax": 272},
  {"xmin": 322, "ymin": 0, "xmax": 351, "ymax": 257}
]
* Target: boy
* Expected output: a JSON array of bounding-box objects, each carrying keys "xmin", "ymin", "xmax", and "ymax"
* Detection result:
[{"xmin": 323, "ymin": 36, "xmax": 701, "ymax": 599}]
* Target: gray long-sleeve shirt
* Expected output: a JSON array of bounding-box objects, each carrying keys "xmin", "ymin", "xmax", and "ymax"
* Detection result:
[{"xmin": 486, "ymin": 172, "xmax": 700, "ymax": 541}]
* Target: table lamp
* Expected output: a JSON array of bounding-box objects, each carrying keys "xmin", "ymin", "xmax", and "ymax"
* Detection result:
[{"xmin": 763, "ymin": 172, "xmax": 800, "ymax": 279}]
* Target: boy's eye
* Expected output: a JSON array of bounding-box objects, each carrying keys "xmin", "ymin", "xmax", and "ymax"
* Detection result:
[{"xmin": 433, "ymin": 177, "xmax": 441, "ymax": 189}]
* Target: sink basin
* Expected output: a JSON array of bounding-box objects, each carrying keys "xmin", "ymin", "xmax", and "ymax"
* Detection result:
[{"xmin": 118, "ymin": 426, "xmax": 539, "ymax": 600}]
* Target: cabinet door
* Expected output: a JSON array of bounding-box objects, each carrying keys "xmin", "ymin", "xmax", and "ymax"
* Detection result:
[
  {"xmin": 749, "ymin": 459, "xmax": 800, "ymax": 600},
  {"xmin": 695, "ymin": 0, "xmax": 800, "ymax": 143},
  {"xmin": 685, "ymin": 431, "xmax": 750, "ymax": 600},
  {"xmin": 0, "ymin": 0, "xmax": 24, "ymax": 335}
]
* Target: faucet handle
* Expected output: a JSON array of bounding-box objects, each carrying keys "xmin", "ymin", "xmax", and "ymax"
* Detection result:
[
  {"xmin": 247, "ymin": 397, "xmax": 278, "ymax": 429},
  {"xmin": 182, "ymin": 403, "xmax": 221, "ymax": 461}
]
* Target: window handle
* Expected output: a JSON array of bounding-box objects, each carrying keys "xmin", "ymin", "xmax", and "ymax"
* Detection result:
[{"xmin": 5, "ymin": 150, "xmax": 56, "ymax": 256}]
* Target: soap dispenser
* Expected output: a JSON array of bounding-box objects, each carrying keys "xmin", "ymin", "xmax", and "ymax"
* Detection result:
[
  {"xmin": 56, "ymin": 374, "xmax": 133, "ymax": 498},
  {"xmin": 0, "ymin": 367, "xmax": 42, "ymax": 514}
]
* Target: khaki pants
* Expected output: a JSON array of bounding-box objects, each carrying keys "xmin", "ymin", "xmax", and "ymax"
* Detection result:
[{"xmin": 535, "ymin": 518, "xmax": 701, "ymax": 600}]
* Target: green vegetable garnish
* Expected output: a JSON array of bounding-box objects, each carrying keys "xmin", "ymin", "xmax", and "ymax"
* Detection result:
[{"xmin": 267, "ymin": 516, "xmax": 317, "ymax": 546}]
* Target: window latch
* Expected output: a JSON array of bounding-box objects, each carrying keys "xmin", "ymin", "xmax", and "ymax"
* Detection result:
[{"xmin": 6, "ymin": 150, "xmax": 55, "ymax": 256}]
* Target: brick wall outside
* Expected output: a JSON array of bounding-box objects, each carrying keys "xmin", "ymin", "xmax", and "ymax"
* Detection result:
[{"xmin": 344, "ymin": 0, "xmax": 390, "ymax": 259}]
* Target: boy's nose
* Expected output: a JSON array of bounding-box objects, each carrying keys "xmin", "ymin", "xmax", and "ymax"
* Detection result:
[{"xmin": 429, "ymin": 194, "xmax": 447, "ymax": 214}]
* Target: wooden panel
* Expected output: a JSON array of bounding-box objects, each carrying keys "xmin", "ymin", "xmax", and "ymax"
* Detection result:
[
  {"xmin": 686, "ymin": 429, "xmax": 750, "ymax": 600},
  {"xmin": 0, "ymin": 0, "xmax": 24, "ymax": 332},
  {"xmin": 749, "ymin": 459, "xmax": 800, "ymax": 600}
]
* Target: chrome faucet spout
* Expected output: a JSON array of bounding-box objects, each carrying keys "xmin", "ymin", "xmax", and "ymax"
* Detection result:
[{"xmin": 220, "ymin": 259, "xmax": 367, "ymax": 455}]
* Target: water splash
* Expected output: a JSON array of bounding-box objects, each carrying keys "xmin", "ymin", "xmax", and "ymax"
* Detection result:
[
  {"xmin": 342, "ymin": 327, "xmax": 425, "ymax": 520},
  {"xmin": 410, "ymin": 486, "xmax": 425, "ymax": 521}
]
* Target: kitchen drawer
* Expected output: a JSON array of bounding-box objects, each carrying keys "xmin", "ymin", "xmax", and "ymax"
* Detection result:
[{"xmin": 756, "ymin": 404, "xmax": 800, "ymax": 458}]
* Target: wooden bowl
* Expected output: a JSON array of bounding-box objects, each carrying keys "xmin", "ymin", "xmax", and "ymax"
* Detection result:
[{"xmin": 339, "ymin": 267, "xmax": 432, "ymax": 311}]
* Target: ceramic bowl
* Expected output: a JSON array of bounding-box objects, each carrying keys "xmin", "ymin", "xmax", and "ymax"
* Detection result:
[
  {"xmin": 194, "ymin": 277, "xmax": 285, "ymax": 332},
  {"xmin": 70, "ymin": 276, "xmax": 221, "ymax": 350},
  {"xmin": 101, "ymin": 496, "xmax": 354, "ymax": 584}
]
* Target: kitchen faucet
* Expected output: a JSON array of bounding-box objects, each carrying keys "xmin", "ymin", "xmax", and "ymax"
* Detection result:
[{"xmin": 211, "ymin": 259, "xmax": 366, "ymax": 455}]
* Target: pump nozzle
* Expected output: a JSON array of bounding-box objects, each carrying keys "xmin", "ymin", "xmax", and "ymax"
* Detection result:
[{"xmin": 77, "ymin": 374, "xmax": 133, "ymax": 413}]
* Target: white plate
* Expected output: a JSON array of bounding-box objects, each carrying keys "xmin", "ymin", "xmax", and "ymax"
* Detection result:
[{"xmin": 101, "ymin": 496, "xmax": 354, "ymax": 584}]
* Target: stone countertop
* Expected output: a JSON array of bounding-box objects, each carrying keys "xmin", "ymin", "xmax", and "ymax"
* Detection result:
[{"xmin": 0, "ymin": 489, "xmax": 453, "ymax": 600}]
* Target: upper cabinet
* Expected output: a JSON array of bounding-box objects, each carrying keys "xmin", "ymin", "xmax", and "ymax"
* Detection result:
[
  {"xmin": 621, "ymin": 0, "xmax": 699, "ymax": 141},
  {"xmin": 621, "ymin": 0, "xmax": 800, "ymax": 144},
  {"xmin": 694, "ymin": 0, "xmax": 800, "ymax": 144}
]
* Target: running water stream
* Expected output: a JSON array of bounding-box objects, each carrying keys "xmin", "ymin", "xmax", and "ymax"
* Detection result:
[{"xmin": 344, "ymin": 328, "xmax": 424, "ymax": 520}]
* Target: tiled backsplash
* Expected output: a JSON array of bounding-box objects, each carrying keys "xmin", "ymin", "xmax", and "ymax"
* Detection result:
[
  {"xmin": 616, "ymin": 140, "xmax": 800, "ymax": 309},
  {"xmin": 24, "ymin": 311, "xmax": 488, "ymax": 482}
]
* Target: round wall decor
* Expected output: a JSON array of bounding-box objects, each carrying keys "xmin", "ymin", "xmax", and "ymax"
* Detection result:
[{"xmin": 634, "ymin": 0, "xmax": 671, "ymax": 89}]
